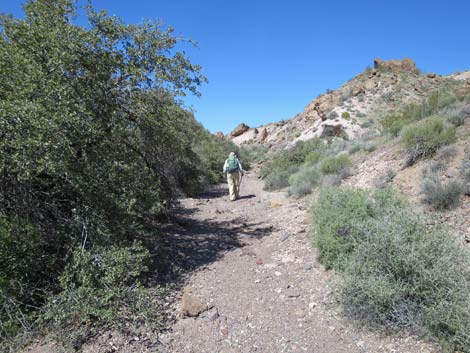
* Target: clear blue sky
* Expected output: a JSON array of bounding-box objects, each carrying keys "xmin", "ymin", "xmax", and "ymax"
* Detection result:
[{"xmin": 1, "ymin": 1, "xmax": 469, "ymax": 133}]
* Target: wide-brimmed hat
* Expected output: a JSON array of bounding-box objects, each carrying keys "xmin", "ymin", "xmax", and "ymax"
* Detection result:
[{"xmin": 229, "ymin": 152, "xmax": 236, "ymax": 157}]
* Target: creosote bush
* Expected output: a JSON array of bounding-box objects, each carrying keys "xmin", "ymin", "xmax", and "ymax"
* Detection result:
[
  {"xmin": 310, "ymin": 187, "xmax": 470, "ymax": 352},
  {"xmin": 287, "ymin": 166, "xmax": 321, "ymax": 198},
  {"xmin": 420, "ymin": 174, "xmax": 463, "ymax": 210},
  {"xmin": 401, "ymin": 117, "xmax": 456, "ymax": 165},
  {"xmin": 261, "ymin": 138, "xmax": 324, "ymax": 191},
  {"xmin": 380, "ymin": 91, "xmax": 460, "ymax": 136},
  {"xmin": 461, "ymin": 147, "xmax": 470, "ymax": 195},
  {"xmin": 320, "ymin": 154, "xmax": 352, "ymax": 176}
]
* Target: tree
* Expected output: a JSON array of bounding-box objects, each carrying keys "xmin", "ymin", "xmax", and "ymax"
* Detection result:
[{"xmin": 0, "ymin": 0, "xmax": 224, "ymax": 344}]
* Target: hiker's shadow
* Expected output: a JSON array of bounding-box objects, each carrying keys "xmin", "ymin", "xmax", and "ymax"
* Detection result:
[
  {"xmin": 198, "ymin": 185, "xmax": 229, "ymax": 199},
  {"xmin": 237, "ymin": 194, "xmax": 256, "ymax": 200}
]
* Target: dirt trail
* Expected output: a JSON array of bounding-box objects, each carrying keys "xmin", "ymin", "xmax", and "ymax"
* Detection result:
[{"xmin": 156, "ymin": 171, "xmax": 435, "ymax": 353}]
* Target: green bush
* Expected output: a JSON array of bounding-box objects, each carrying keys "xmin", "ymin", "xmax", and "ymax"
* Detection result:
[
  {"xmin": 381, "ymin": 91, "xmax": 459, "ymax": 135},
  {"xmin": 339, "ymin": 210, "xmax": 470, "ymax": 351},
  {"xmin": 310, "ymin": 187, "xmax": 470, "ymax": 352},
  {"xmin": 239, "ymin": 145, "xmax": 269, "ymax": 166},
  {"xmin": 448, "ymin": 114, "xmax": 466, "ymax": 126},
  {"xmin": 311, "ymin": 188, "xmax": 380, "ymax": 269},
  {"xmin": 420, "ymin": 174, "xmax": 463, "ymax": 210},
  {"xmin": 264, "ymin": 170, "xmax": 291, "ymax": 191},
  {"xmin": 0, "ymin": 0, "xmax": 230, "ymax": 347},
  {"xmin": 261, "ymin": 138, "xmax": 324, "ymax": 190},
  {"xmin": 461, "ymin": 147, "xmax": 470, "ymax": 195},
  {"xmin": 341, "ymin": 111, "xmax": 351, "ymax": 119},
  {"xmin": 320, "ymin": 154, "xmax": 352, "ymax": 176},
  {"xmin": 39, "ymin": 243, "xmax": 160, "ymax": 349},
  {"xmin": 401, "ymin": 117, "xmax": 456, "ymax": 165},
  {"xmin": 287, "ymin": 166, "xmax": 321, "ymax": 198}
]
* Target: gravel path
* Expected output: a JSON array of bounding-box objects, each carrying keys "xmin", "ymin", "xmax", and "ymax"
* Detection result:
[{"xmin": 157, "ymin": 170, "xmax": 435, "ymax": 353}]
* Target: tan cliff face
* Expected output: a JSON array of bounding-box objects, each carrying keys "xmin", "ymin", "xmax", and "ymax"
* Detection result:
[{"xmin": 224, "ymin": 58, "xmax": 468, "ymax": 148}]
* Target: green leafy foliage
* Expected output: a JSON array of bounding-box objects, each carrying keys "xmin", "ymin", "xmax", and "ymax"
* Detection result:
[
  {"xmin": 261, "ymin": 138, "xmax": 324, "ymax": 191},
  {"xmin": 380, "ymin": 91, "xmax": 459, "ymax": 135},
  {"xmin": 39, "ymin": 243, "xmax": 157, "ymax": 349},
  {"xmin": 320, "ymin": 154, "xmax": 352, "ymax": 175},
  {"xmin": 310, "ymin": 187, "xmax": 470, "ymax": 352},
  {"xmin": 0, "ymin": 0, "xmax": 232, "ymax": 347},
  {"xmin": 401, "ymin": 117, "xmax": 456, "ymax": 165}
]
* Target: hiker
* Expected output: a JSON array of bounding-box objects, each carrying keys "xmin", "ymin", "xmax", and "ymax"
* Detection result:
[{"xmin": 223, "ymin": 152, "xmax": 244, "ymax": 201}]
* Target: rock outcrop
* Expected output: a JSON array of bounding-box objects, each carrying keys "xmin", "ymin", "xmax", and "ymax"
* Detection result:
[
  {"xmin": 373, "ymin": 58, "xmax": 416, "ymax": 73},
  {"xmin": 230, "ymin": 123, "xmax": 250, "ymax": 137},
  {"xmin": 226, "ymin": 58, "xmax": 463, "ymax": 147}
]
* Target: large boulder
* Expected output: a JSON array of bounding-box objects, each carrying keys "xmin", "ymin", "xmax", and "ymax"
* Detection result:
[
  {"xmin": 215, "ymin": 131, "xmax": 224, "ymax": 139},
  {"xmin": 373, "ymin": 58, "xmax": 416, "ymax": 73},
  {"xmin": 230, "ymin": 123, "xmax": 250, "ymax": 137}
]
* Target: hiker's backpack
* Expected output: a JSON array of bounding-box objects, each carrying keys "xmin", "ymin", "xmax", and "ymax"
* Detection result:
[{"xmin": 226, "ymin": 156, "xmax": 239, "ymax": 173}]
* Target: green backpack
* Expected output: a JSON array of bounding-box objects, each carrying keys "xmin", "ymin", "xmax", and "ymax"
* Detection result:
[{"xmin": 226, "ymin": 156, "xmax": 239, "ymax": 173}]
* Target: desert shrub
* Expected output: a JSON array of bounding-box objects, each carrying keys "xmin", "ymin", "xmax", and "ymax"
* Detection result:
[
  {"xmin": 287, "ymin": 166, "xmax": 321, "ymax": 198},
  {"xmin": 321, "ymin": 173, "xmax": 343, "ymax": 187},
  {"xmin": 0, "ymin": 0, "xmax": 230, "ymax": 348},
  {"xmin": 39, "ymin": 243, "xmax": 160, "ymax": 349},
  {"xmin": 375, "ymin": 169, "xmax": 397, "ymax": 188},
  {"xmin": 341, "ymin": 111, "xmax": 351, "ymax": 119},
  {"xmin": 320, "ymin": 154, "xmax": 352, "ymax": 176},
  {"xmin": 364, "ymin": 143, "xmax": 377, "ymax": 152},
  {"xmin": 339, "ymin": 209, "xmax": 470, "ymax": 351},
  {"xmin": 461, "ymin": 147, "xmax": 470, "ymax": 195},
  {"xmin": 264, "ymin": 170, "xmax": 292, "ymax": 191},
  {"xmin": 348, "ymin": 143, "xmax": 362, "ymax": 154},
  {"xmin": 327, "ymin": 111, "xmax": 339, "ymax": 120},
  {"xmin": 401, "ymin": 117, "xmax": 456, "ymax": 165},
  {"xmin": 448, "ymin": 114, "xmax": 466, "ymax": 126},
  {"xmin": 261, "ymin": 138, "xmax": 324, "ymax": 190},
  {"xmin": 420, "ymin": 174, "xmax": 463, "ymax": 210},
  {"xmin": 238, "ymin": 144, "xmax": 268, "ymax": 166},
  {"xmin": 311, "ymin": 187, "xmax": 470, "ymax": 352},
  {"xmin": 304, "ymin": 151, "xmax": 322, "ymax": 165},
  {"xmin": 311, "ymin": 188, "xmax": 382, "ymax": 269},
  {"xmin": 360, "ymin": 119, "xmax": 374, "ymax": 128},
  {"xmin": 381, "ymin": 91, "xmax": 459, "ymax": 135},
  {"xmin": 436, "ymin": 145, "xmax": 458, "ymax": 162}
]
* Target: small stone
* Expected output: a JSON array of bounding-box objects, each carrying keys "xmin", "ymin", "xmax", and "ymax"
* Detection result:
[
  {"xmin": 280, "ymin": 233, "xmax": 289, "ymax": 242},
  {"xmin": 304, "ymin": 264, "xmax": 312, "ymax": 271},
  {"xmin": 254, "ymin": 279, "xmax": 261, "ymax": 283},
  {"xmin": 206, "ymin": 307, "xmax": 219, "ymax": 321},
  {"xmin": 255, "ymin": 258, "xmax": 264, "ymax": 265},
  {"xmin": 308, "ymin": 302, "xmax": 317, "ymax": 309},
  {"xmin": 220, "ymin": 327, "xmax": 229, "ymax": 336},
  {"xmin": 180, "ymin": 287, "xmax": 209, "ymax": 317},
  {"xmin": 274, "ymin": 271, "xmax": 282, "ymax": 276},
  {"xmin": 357, "ymin": 340, "xmax": 365, "ymax": 347}
]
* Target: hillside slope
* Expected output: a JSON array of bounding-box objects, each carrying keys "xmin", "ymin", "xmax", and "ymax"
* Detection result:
[{"xmin": 226, "ymin": 58, "xmax": 469, "ymax": 148}]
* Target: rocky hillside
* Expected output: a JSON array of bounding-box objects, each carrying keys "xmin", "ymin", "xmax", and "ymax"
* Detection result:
[{"xmin": 224, "ymin": 58, "xmax": 470, "ymax": 147}]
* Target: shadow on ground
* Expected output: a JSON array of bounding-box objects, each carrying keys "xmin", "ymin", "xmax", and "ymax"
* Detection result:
[{"xmin": 146, "ymin": 197, "xmax": 272, "ymax": 286}]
